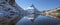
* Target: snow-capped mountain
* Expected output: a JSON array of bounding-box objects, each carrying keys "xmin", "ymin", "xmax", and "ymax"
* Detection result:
[{"xmin": 25, "ymin": 4, "xmax": 40, "ymax": 20}]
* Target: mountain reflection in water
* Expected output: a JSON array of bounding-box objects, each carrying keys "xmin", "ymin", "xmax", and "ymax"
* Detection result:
[{"xmin": 16, "ymin": 15, "xmax": 60, "ymax": 25}]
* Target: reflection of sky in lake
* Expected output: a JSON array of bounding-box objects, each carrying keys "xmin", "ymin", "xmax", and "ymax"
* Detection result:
[
  {"xmin": 16, "ymin": 16, "xmax": 60, "ymax": 25},
  {"xmin": 16, "ymin": 17, "xmax": 33, "ymax": 25},
  {"xmin": 34, "ymin": 16, "xmax": 60, "ymax": 25}
]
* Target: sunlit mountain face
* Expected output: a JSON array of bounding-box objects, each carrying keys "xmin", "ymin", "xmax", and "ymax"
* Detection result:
[{"xmin": 40, "ymin": 7, "xmax": 60, "ymax": 19}]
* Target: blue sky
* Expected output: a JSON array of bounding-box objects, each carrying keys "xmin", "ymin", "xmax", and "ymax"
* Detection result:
[{"xmin": 16, "ymin": 0, "xmax": 60, "ymax": 11}]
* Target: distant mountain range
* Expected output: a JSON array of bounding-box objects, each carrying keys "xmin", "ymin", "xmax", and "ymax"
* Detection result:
[{"xmin": 40, "ymin": 7, "xmax": 60, "ymax": 19}]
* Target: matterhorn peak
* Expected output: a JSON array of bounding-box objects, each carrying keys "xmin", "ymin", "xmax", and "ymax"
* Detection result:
[{"xmin": 26, "ymin": 4, "xmax": 36, "ymax": 10}]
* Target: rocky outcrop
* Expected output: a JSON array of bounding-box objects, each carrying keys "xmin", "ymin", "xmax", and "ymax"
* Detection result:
[{"xmin": 0, "ymin": 0, "xmax": 24, "ymax": 25}]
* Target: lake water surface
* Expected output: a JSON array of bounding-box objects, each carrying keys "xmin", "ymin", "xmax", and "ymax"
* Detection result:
[{"xmin": 16, "ymin": 15, "xmax": 60, "ymax": 25}]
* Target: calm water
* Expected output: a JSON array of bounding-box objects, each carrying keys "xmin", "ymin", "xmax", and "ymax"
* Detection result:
[{"xmin": 16, "ymin": 15, "xmax": 60, "ymax": 25}]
